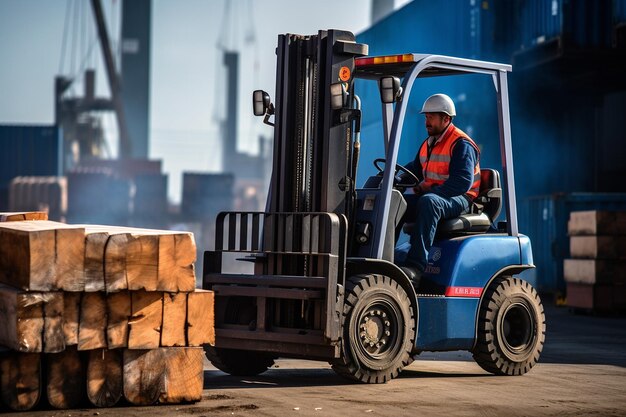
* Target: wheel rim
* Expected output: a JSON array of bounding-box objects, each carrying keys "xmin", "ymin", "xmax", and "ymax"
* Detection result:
[
  {"xmin": 353, "ymin": 297, "xmax": 403, "ymax": 370},
  {"xmin": 500, "ymin": 302, "xmax": 535, "ymax": 357}
]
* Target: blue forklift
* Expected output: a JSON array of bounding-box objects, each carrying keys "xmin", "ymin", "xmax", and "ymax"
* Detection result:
[{"xmin": 203, "ymin": 30, "xmax": 545, "ymax": 383}]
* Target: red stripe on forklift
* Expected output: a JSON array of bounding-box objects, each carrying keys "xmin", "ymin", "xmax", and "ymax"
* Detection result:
[{"xmin": 445, "ymin": 287, "xmax": 483, "ymax": 297}]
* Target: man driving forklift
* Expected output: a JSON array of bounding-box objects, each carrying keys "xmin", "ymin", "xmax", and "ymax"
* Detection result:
[{"xmin": 399, "ymin": 93, "xmax": 481, "ymax": 285}]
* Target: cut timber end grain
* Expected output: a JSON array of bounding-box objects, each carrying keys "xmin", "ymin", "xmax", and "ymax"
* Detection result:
[
  {"xmin": 106, "ymin": 292, "xmax": 131, "ymax": 349},
  {"xmin": 122, "ymin": 348, "xmax": 203, "ymax": 406},
  {"xmin": 0, "ymin": 352, "xmax": 42, "ymax": 411},
  {"xmin": 159, "ymin": 347, "xmax": 204, "ymax": 404},
  {"xmin": 87, "ymin": 349, "xmax": 123, "ymax": 408},
  {"xmin": 78, "ymin": 292, "xmax": 107, "ymax": 350},
  {"xmin": 157, "ymin": 232, "xmax": 196, "ymax": 292},
  {"xmin": 0, "ymin": 284, "xmax": 44, "ymax": 352},
  {"xmin": 84, "ymin": 229, "xmax": 109, "ymax": 292},
  {"xmin": 123, "ymin": 349, "xmax": 162, "ymax": 406},
  {"xmin": 161, "ymin": 292, "xmax": 187, "ymax": 347},
  {"xmin": 126, "ymin": 234, "xmax": 159, "ymax": 291},
  {"xmin": 128, "ymin": 291, "xmax": 162, "ymax": 349},
  {"xmin": 187, "ymin": 290, "xmax": 215, "ymax": 346},
  {"xmin": 63, "ymin": 292, "xmax": 81, "ymax": 346},
  {"xmin": 0, "ymin": 211, "xmax": 48, "ymax": 221},
  {"xmin": 43, "ymin": 292, "xmax": 65, "ymax": 353},
  {"xmin": 0, "ymin": 220, "xmax": 85, "ymax": 291},
  {"xmin": 104, "ymin": 233, "xmax": 129, "ymax": 292},
  {"xmin": 46, "ymin": 346, "xmax": 85, "ymax": 409}
]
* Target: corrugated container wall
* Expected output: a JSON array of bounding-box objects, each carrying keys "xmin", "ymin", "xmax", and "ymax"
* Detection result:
[
  {"xmin": 517, "ymin": 0, "xmax": 613, "ymax": 50},
  {"xmin": 0, "ymin": 125, "xmax": 62, "ymax": 210},
  {"xmin": 616, "ymin": 0, "xmax": 626, "ymax": 22}
]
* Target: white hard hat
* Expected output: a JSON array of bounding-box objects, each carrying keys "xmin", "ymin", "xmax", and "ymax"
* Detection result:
[{"xmin": 420, "ymin": 93, "xmax": 456, "ymax": 117}]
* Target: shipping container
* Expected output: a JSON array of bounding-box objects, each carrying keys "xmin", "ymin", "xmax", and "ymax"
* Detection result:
[
  {"xmin": 516, "ymin": 0, "xmax": 613, "ymax": 51},
  {"xmin": 522, "ymin": 193, "xmax": 626, "ymax": 295},
  {"xmin": 9, "ymin": 176, "xmax": 67, "ymax": 221},
  {"xmin": 66, "ymin": 172, "xmax": 133, "ymax": 225},
  {"xmin": 0, "ymin": 125, "xmax": 63, "ymax": 210}
]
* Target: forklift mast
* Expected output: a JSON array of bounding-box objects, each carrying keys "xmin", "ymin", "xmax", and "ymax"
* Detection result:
[{"xmin": 269, "ymin": 30, "xmax": 366, "ymax": 216}]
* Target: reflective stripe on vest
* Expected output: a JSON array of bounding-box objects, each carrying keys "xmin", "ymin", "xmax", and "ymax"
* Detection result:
[{"xmin": 418, "ymin": 123, "xmax": 481, "ymax": 199}]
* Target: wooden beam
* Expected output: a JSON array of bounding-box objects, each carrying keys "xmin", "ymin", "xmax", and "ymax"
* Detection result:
[
  {"xmin": 87, "ymin": 348, "xmax": 123, "ymax": 407},
  {"xmin": 122, "ymin": 347, "xmax": 203, "ymax": 405},
  {"xmin": 0, "ymin": 211, "xmax": 48, "ymax": 221},
  {"xmin": 78, "ymin": 292, "xmax": 107, "ymax": 350},
  {"xmin": 570, "ymin": 236, "xmax": 626, "ymax": 259},
  {"xmin": 0, "ymin": 284, "xmax": 43, "ymax": 352},
  {"xmin": 0, "ymin": 352, "xmax": 41, "ymax": 411},
  {"xmin": 63, "ymin": 292, "xmax": 81, "ymax": 346},
  {"xmin": 161, "ymin": 292, "xmax": 187, "ymax": 347},
  {"xmin": 157, "ymin": 232, "xmax": 196, "ymax": 292},
  {"xmin": 43, "ymin": 292, "xmax": 65, "ymax": 353},
  {"xmin": 128, "ymin": 291, "xmax": 162, "ymax": 349},
  {"xmin": 0, "ymin": 221, "xmax": 84, "ymax": 291},
  {"xmin": 106, "ymin": 291, "xmax": 131, "ymax": 349},
  {"xmin": 186, "ymin": 289, "xmax": 215, "ymax": 346},
  {"xmin": 568, "ymin": 210, "xmax": 626, "ymax": 236},
  {"xmin": 46, "ymin": 346, "xmax": 85, "ymax": 409}
]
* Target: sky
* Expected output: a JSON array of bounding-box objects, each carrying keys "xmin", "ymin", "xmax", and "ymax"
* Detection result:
[{"xmin": 0, "ymin": 0, "xmax": 410, "ymax": 202}]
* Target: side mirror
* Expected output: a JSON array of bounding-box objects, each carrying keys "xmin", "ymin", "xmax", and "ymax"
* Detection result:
[
  {"xmin": 379, "ymin": 76, "xmax": 402, "ymax": 103},
  {"xmin": 330, "ymin": 82, "xmax": 348, "ymax": 110},
  {"xmin": 253, "ymin": 90, "xmax": 273, "ymax": 116}
]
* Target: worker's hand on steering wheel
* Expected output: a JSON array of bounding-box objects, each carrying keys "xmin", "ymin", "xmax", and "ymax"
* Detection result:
[
  {"xmin": 413, "ymin": 181, "xmax": 432, "ymax": 195},
  {"xmin": 373, "ymin": 158, "xmax": 419, "ymax": 191}
]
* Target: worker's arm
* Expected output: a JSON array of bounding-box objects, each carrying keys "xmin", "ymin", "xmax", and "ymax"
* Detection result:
[{"xmin": 430, "ymin": 139, "xmax": 477, "ymax": 198}]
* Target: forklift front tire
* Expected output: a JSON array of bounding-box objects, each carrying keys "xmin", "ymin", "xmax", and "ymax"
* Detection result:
[
  {"xmin": 472, "ymin": 276, "xmax": 545, "ymax": 376},
  {"xmin": 331, "ymin": 274, "xmax": 415, "ymax": 383}
]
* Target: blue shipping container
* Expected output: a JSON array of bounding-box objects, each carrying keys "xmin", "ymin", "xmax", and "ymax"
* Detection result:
[
  {"xmin": 522, "ymin": 193, "xmax": 626, "ymax": 295},
  {"xmin": 0, "ymin": 125, "xmax": 63, "ymax": 210},
  {"xmin": 616, "ymin": 0, "xmax": 626, "ymax": 23}
]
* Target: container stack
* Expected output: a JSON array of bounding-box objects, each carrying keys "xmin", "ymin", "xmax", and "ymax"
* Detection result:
[
  {"xmin": 0, "ymin": 212, "xmax": 214, "ymax": 411},
  {"xmin": 564, "ymin": 210, "xmax": 626, "ymax": 313}
]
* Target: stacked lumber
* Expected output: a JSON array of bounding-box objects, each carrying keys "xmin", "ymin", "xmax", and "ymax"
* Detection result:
[
  {"xmin": 564, "ymin": 210, "xmax": 626, "ymax": 312},
  {"xmin": 0, "ymin": 213, "xmax": 214, "ymax": 411}
]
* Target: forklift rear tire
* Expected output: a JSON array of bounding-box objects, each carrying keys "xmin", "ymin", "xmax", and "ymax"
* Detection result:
[
  {"xmin": 331, "ymin": 274, "xmax": 415, "ymax": 383},
  {"xmin": 205, "ymin": 346, "xmax": 276, "ymax": 376},
  {"xmin": 472, "ymin": 276, "xmax": 545, "ymax": 376}
]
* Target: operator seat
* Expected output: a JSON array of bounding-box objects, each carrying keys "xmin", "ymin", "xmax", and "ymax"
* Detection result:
[{"xmin": 403, "ymin": 168, "xmax": 502, "ymax": 237}]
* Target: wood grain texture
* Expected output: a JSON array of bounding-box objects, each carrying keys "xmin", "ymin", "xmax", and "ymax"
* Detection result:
[
  {"xmin": 78, "ymin": 292, "xmax": 107, "ymax": 350},
  {"xmin": 0, "ymin": 211, "xmax": 48, "ymax": 221},
  {"xmin": 84, "ymin": 228, "xmax": 109, "ymax": 292},
  {"xmin": 0, "ymin": 284, "xmax": 44, "ymax": 352},
  {"xmin": 0, "ymin": 221, "xmax": 84, "ymax": 291},
  {"xmin": 161, "ymin": 292, "xmax": 187, "ymax": 347},
  {"xmin": 156, "ymin": 232, "xmax": 196, "ymax": 292},
  {"xmin": 106, "ymin": 291, "xmax": 131, "ymax": 349},
  {"xmin": 159, "ymin": 347, "xmax": 204, "ymax": 403},
  {"xmin": 42, "ymin": 292, "xmax": 65, "ymax": 353},
  {"xmin": 86, "ymin": 348, "xmax": 123, "ymax": 407},
  {"xmin": 122, "ymin": 347, "xmax": 203, "ymax": 406},
  {"xmin": 122, "ymin": 349, "xmax": 162, "ymax": 406},
  {"xmin": 62, "ymin": 292, "xmax": 81, "ymax": 346},
  {"xmin": 0, "ymin": 352, "xmax": 41, "ymax": 411},
  {"xmin": 45, "ymin": 346, "xmax": 85, "ymax": 409},
  {"xmin": 128, "ymin": 291, "xmax": 163, "ymax": 349},
  {"xmin": 186, "ymin": 290, "xmax": 215, "ymax": 346}
]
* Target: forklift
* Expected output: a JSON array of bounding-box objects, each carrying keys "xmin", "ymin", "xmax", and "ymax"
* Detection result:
[{"xmin": 203, "ymin": 30, "xmax": 545, "ymax": 383}]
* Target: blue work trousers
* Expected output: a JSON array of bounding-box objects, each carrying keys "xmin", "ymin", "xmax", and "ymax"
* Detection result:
[{"xmin": 403, "ymin": 193, "xmax": 470, "ymax": 271}]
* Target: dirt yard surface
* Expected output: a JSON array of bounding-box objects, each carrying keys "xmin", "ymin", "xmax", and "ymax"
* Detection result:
[{"xmin": 4, "ymin": 304, "xmax": 626, "ymax": 416}]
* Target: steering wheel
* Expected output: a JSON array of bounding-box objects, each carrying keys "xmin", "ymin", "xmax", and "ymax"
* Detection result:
[{"xmin": 373, "ymin": 158, "xmax": 419, "ymax": 189}]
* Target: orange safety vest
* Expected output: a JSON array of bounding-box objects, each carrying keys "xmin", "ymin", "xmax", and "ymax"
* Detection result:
[{"xmin": 418, "ymin": 123, "xmax": 481, "ymax": 199}]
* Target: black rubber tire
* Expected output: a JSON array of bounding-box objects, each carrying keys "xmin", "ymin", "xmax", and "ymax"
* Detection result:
[
  {"xmin": 472, "ymin": 276, "xmax": 546, "ymax": 376},
  {"xmin": 205, "ymin": 345, "xmax": 276, "ymax": 376},
  {"xmin": 331, "ymin": 274, "xmax": 415, "ymax": 384}
]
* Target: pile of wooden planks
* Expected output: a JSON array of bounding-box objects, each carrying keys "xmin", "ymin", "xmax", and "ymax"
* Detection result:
[
  {"xmin": 564, "ymin": 210, "xmax": 626, "ymax": 313},
  {"xmin": 0, "ymin": 213, "xmax": 214, "ymax": 411}
]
